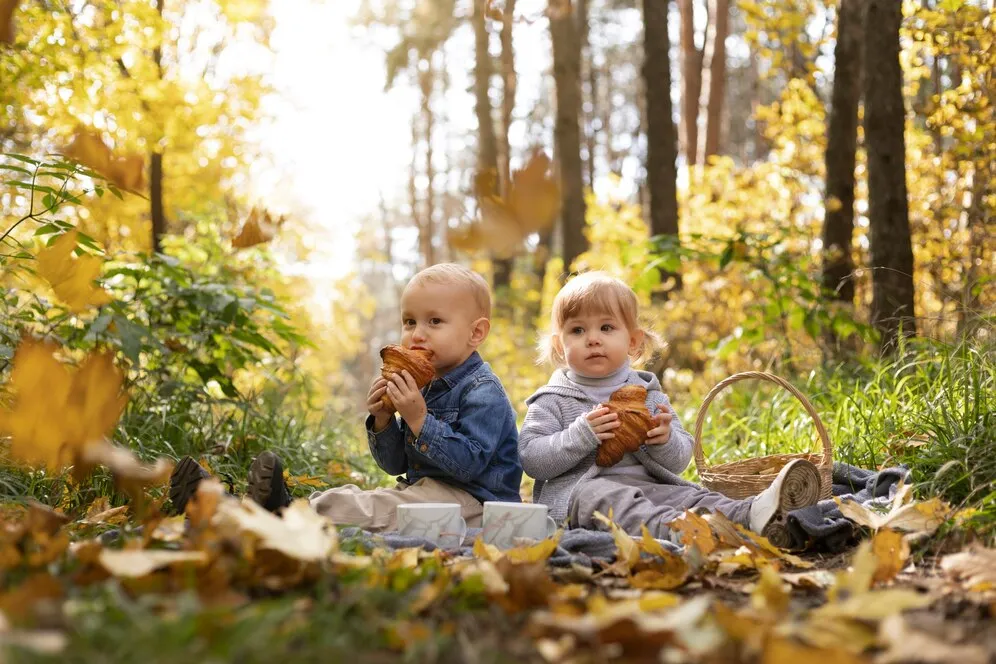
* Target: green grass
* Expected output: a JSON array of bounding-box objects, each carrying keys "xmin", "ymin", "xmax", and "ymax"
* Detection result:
[{"xmin": 687, "ymin": 335, "xmax": 996, "ymax": 536}]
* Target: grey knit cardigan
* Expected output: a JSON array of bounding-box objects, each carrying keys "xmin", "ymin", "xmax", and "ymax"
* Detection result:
[{"xmin": 519, "ymin": 368, "xmax": 696, "ymax": 524}]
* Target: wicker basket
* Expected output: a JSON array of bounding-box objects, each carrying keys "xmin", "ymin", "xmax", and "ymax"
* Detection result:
[{"xmin": 692, "ymin": 371, "xmax": 833, "ymax": 500}]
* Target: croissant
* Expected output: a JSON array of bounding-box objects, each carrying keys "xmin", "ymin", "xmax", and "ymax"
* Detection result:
[
  {"xmin": 379, "ymin": 345, "xmax": 435, "ymax": 411},
  {"xmin": 595, "ymin": 385, "xmax": 654, "ymax": 467}
]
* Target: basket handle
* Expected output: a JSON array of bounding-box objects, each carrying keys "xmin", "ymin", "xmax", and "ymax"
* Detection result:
[{"xmin": 693, "ymin": 371, "xmax": 833, "ymax": 475}]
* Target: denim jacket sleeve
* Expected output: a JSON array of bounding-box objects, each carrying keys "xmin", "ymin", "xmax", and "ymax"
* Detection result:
[
  {"xmin": 415, "ymin": 378, "xmax": 507, "ymax": 483},
  {"xmin": 365, "ymin": 414, "xmax": 407, "ymax": 475},
  {"xmin": 518, "ymin": 394, "xmax": 601, "ymax": 481},
  {"xmin": 640, "ymin": 392, "xmax": 693, "ymax": 474}
]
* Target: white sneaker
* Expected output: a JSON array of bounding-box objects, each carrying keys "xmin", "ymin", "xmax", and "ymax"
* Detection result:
[{"xmin": 748, "ymin": 458, "xmax": 821, "ymax": 548}]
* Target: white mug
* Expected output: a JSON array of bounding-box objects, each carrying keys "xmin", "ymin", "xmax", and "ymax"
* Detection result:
[
  {"xmin": 396, "ymin": 503, "xmax": 467, "ymax": 548},
  {"xmin": 481, "ymin": 501, "xmax": 558, "ymax": 549}
]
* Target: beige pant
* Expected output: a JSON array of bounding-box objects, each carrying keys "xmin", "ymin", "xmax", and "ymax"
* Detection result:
[{"xmin": 309, "ymin": 478, "xmax": 484, "ymax": 532}]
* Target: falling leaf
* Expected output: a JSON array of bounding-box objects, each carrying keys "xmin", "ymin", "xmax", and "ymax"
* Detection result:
[
  {"xmin": 876, "ymin": 614, "xmax": 988, "ymax": 664},
  {"xmin": 0, "ymin": 0, "xmax": 19, "ymax": 44},
  {"xmin": 98, "ymin": 549, "xmax": 208, "ymax": 578},
  {"xmin": 668, "ymin": 510, "xmax": 717, "ymax": 555},
  {"xmin": 232, "ymin": 207, "xmax": 278, "ymax": 249},
  {"xmin": 0, "ymin": 338, "xmax": 126, "ymax": 472},
  {"xmin": 62, "ymin": 126, "xmax": 146, "ymax": 193},
  {"xmin": 507, "ymin": 152, "xmax": 561, "ymax": 234},
  {"xmin": 870, "ymin": 529, "xmax": 909, "ymax": 585},
  {"xmin": 215, "ymin": 498, "xmax": 338, "ymax": 562},
  {"xmin": 826, "ymin": 196, "xmax": 843, "ymax": 212},
  {"xmin": 36, "ymin": 231, "xmax": 112, "ymax": 313},
  {"xmin": 940, "ymin": 546, "xmax": 996, "ymax": 591}
]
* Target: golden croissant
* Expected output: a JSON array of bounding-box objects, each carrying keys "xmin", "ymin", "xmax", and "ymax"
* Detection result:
[
  {"xmin": 379, "ymin": 345, "xmax": 435, "ymax": 411},
  {"xmin": 595, "ymin": 385, "xmax": 654, "ymax": 467}
]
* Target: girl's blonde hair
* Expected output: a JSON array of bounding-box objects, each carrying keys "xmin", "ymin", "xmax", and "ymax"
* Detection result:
[{"xmin": 538, "ymin": 271, "xmax": 663, "ymax": 367}]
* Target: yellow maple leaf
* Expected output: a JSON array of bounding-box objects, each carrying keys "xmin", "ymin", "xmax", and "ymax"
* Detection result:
[
  {"xmin": 62, "ymin": 126, "xmax": 146, "ymax": 193},
  {"xmin": 0, "ymin": 338, "xmax": 127, "ymax": 472},
  {"xmin": 668, "ymin": 510, "xmax": 717, "ymax": 555},
  {"xmin": 36, "ymin": 231, "xmax": 112, "ymax": 312},
  {"xmin": 0, "ymin": 0, "xmax": 19, "ymax": 44},
  {"xmin": 870, "ymin": 528, "xmax": 909, "ymax": 585}
]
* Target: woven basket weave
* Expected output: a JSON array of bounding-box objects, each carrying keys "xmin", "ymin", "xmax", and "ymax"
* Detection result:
[{"xmin": 692, "ymin": 371, "xmax": 834, "ymax": 500}]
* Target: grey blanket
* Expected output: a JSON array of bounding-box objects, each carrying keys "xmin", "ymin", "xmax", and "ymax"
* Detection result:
[
  {"xmin": 784, "ymin": 461, "xmax": 911, "ymax": 552},
  {"xmin": 343, "ymin": 462, "xmax": 910, "ymax": 563}
]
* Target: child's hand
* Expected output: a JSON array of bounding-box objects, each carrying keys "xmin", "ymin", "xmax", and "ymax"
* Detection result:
[
  {"xmin": 386, "ymin": 370, "xmax": 428, "ymax": 436},
  {"xmin": 367, "ymin": 377, "xmax": 394, "ymax": 430},
  {"xmin": 586, "ymin": 405, "xmax": 620, "ymax": 441},
  {"xmin": 646, "ymin": 405, "xmax": 673, "ymax": 445}
]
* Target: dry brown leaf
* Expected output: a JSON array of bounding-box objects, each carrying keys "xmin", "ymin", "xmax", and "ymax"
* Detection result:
[
  {"xmin": 495, "ymin": 558, "xmax": 559, "ymax": 612},
  {"xmin": 452, "ymin": 559, "xmax": 509, "ymax": 594},
  {"xmin": 732, "ymin": 524, "xmax": 813, "ymax": 568},
  {"xmin": 779, "ymin": 569, "xmax": 836, "ymax": 589},
  {"xmin": 750, "ymin": 566, "xmax": 790, "ymax": 615},
  {"xmin": 36, "ymin": 231, "xmax": 112, "ymax": 313},
  {"xmin": 77, "ymin": 440, "xmax": 173, "ymax": 502},
  {"xmin": 592, "ymin": 511, "xmax": 641, "ymax": 575},
  {"xmin": 1, "ymin": 0, "xmax": 20, "ymax": 44},
  {"xmin": 761, "ymin": 634, "xmax": 868, "ymax": 664},
  {"xmin": 940, "ymin": 546, "xmax": 996, "ymax": 591},
  {"xmin": 812, "ymin": 588, "xmax": 933, "ymax": 620},
  {"xmin": 788, "ymin": 616, "xmax": 878, "ymax": 654},
  {"xmin": 870, "ymin": 528, "xmax": 909, "ymax": 585},
  {"xmin": 215, "ymin": 498, "xmax": 338, "ymax": 562},
  {"xmin": 98, "ymin": 549, "xmax": 208, "ymax": 578},
  {"xmin": 668, "ymin": 510, "xmax": 716, "ymax": 555},
  {"xmin": 232, "ymin": 207, "xmax": 278, "ymax": 249},
  {"xmin": 837, "ymin": 497, "xmax": 948, "ymax": 538},
  {"xmin": 829, "ymin": 540, "xmax": 876, "ymax": 601},
  {"xmin": 62, "ymin": 127, "xmax": 146, "ymax": 193},
  {"xmin": 185, "ymin": 478, "xmax": 225, "ymax": 529},
  {"xmin": 25, "ymin": 501, "xmax": 69, "ymax": 535},
  {"xmin": 0, "ymin": 574, "xmax": 63, "ymax": 625},
  {"xmin": 875, "ymin": 614, "xmax": 988, "ymax": 664}
]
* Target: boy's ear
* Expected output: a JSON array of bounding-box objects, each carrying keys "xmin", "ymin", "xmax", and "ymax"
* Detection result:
[
  {"xmin": 628, "ymin": 329, "xmax": 646, "ymax": 354},
  {"xmin": 469, "ymin": 317, "xmax": 491, "ymax": 348}
]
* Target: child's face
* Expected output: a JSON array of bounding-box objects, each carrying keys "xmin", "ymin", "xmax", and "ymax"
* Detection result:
[
  {"xmin": 400, "ymin": 282, "xmax": 487, "ymax": 375},
  {"xmin": 556, "ymin": 310, "xmax": 643, "ymax": 378}
]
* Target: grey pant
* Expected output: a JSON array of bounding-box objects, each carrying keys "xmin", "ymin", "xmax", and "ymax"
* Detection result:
[{"xmin": 568, "ymin": 475, "xmax": 753, "ymax": 538}]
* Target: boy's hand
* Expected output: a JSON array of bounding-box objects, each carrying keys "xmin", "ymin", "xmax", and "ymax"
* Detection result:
[
  {"xmin": 367, "ymin": 377, "xmax": 394, "ymax": 431},
  {"xmin": 387, "ymin": 370, "xmax": 428, "ymax": 436},
  {"xmin": 586, "ymin": 405, "xmax": 620, "ymax": 441},
  {"xmin": 646, "ymin": 405, "xmax": 672, "ymax": 445}
]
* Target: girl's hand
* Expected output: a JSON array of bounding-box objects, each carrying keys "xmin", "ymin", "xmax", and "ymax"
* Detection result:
[
  {"xmin": 386, "ymin": 370, "xmax": 428, "ymax": 436},
  {"xmin": 646, "ymin": 405, "xmax": 672, "ymax": 445},
  {"xmin": 586, "ymin": 405, "xmax": 620, "ymax": 441}
]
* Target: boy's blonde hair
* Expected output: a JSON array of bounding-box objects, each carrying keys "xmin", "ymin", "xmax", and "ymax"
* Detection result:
[
  {"xmin": 406, "ymin": 263, "xmax": 492, "ymax": 319},
  {"xmin": 538, "ymin": 271, "xmax": 662, "ymax": 367}
]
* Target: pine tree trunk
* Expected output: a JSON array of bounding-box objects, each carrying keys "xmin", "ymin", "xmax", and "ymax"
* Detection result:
[
  {"xmin": 864, "ymin": 0, "xmax": 916, "ymax": 349},
  {"xmin": 822, "ymin": 0, "xmax": 863, "ymax": 304},
  {"xmin": 642, "ymin": 0, "xmax": 682, "ymax": 297},
  {"xmin": 702, "ymin": 0, "xmax": 728, "ymax": 159},
  {"xmin": 493, "ymin": 0, "xmax": 517, "ymax": 291},
  {"xmin": 578, "ymin": 0, "xmax": 596, "ymax": 188},
  {"xmin": 419, "ymin": 59, "xmax": 436, "ymax": 267},
  {"xmin": 150, "ymin": 0, "xmax": 166, "ymax": 253},
  {"xmin": 550, "ymin": 0, "xmax": 587, "ymax": 275},
  {"xmin": 679, "ymin": 0, "xmax": 704, "ymax": 167}
]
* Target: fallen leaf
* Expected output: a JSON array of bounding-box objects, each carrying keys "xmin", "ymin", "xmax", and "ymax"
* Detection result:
[
  {"xmin": 593, "ymin": 511, "xmax": 640, "ymax": 574},
  {"xmin": 24, "ymin": 501, "xmax": 69, "ymax": 535},
  {"xmin": 185, "ymin": 478, "xmax": 224, "ymax": 529},
  {"xmin": 751, "ymin": 566, "xmax": 790, "ymax": 615},
  {"xmin": 504, "ymin": 531, "xmax": 562, "ymax": 564},
  {"xmin": 779, "ymin": 569, "xmax": 836, "ymax": 589},
  {"xmin": 732, "ymin": 524, "xmax": 813, "ymax": 568},
  {"xmin": 98, "ymin": 549, "xmax": 208, "ymax": 578},
  {"xmin": 0, "ymin": 574, "xmax": 63, "ymax": 625},
  {"xmin": 668, "ymin": 510, "xmax": 716, "ymax": 555},
  {"xmin": 410, "ymin": 572, "xmax": 451, "ymax": 614},
  {"xmin": 762, "ymin": 634, "xmax": 867, "ymax": 664},
  {"xmin": 453, "ymin": 559, "xmax": 509, "ymax": 594},
  {"xmin": 472, "ymin": 537, "xmax": 502, "ymax": 563},
  {"xmin": 837, "ymin": 497, "xmax": 948, "ymax": 538},
  {"xmin": 940, "ymin": 546, "xmax": 996, "ymax": 591},
  {"xmin": 829, "ymin": 540, "xmax": 876, "ymax": 601},
  {"xmin": 1, "ymin": 0, "xmax": 19, "ymax": 44},
  {"xmin": 812, "ymin": 588, "xmax": 933, "ymax": 620},
  {"xmin": 876, "ymin": 614, "xmax": 988, "ymax": 664},
  {"xmin": 215, "ymin": 498, "xmax": 338, "ymax": 562},
  {"xmin": 870, "ymin": 529, "xmax": 909, "ymax": 585},
  {"xmin": 149, "ymin": 516, "xmax": 187, "ymax": 543}
]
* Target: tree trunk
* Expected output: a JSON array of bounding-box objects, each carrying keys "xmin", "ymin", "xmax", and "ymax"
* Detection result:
[
  {"xmin": 679, "ymin": 0, "xmax": 705, "ymax": 166},
  {"xmin": 409, "ymin": 117, "xmax": 425, "ymax": 267},
  {"xmin": 550, "ymin": 0, "xmax": 587, "ymax": 275},
  {"xmin": 578, "ymin": 0, "xmax": 596, "ymax": 188},
  {"xmin": 418, "ymin": 59, "xmax": 436, "ymax": 267},
  {"xmin": 150, "ymin": 0, "xmax": 166, "ymax": 253},
  {"xmin": 642, "ymin": 0, "xmax": 682, "ymax": 297},
  {"xmin": 864, "ymin": 0, "xmax": 916, "ymax": 349},
  {"xmin": 821, "ymin": 0, "xmax": 863, "ymax": 304},
  {"xmin": 702, "ymin": 0, "xmax": 728, "ymax": 159},
  {"xmin": 473, "ymin": 0, "xmax": 511, "ymax": 292},
  {"xmin": 494, "ymin": 0, "xmax": 517, "ymax": 292}
]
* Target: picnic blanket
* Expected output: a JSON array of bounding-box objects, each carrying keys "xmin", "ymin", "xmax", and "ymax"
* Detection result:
[{"xmin": 344, "ymin": 462, "xmax": 911, "ymax": 563}]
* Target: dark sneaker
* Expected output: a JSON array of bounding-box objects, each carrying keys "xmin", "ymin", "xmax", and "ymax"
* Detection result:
[
  {"xmin": 748, "ymin": 458, "xmax": 822, "ymax": 549},
  {"xmin": 247, "ymin": 451, "xmax": 292, "ymax": 512},
  {"xmin": 168, "ymin": 456, "xmax": 211, "ymax": 515}
]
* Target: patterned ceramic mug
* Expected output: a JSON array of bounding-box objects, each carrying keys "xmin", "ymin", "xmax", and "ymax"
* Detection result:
[
  {"xmin": 396, "ymin": 503, "xmax": 467, "ymax": 548},
  {"xmin": 481, "ymin": 502, "xmax": 558, "ymax": 549}
]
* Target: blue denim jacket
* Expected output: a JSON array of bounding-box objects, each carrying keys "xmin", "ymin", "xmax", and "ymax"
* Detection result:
[{"xmin": 365, "ymin": 351, "xmax": 522, "ymax": 503}]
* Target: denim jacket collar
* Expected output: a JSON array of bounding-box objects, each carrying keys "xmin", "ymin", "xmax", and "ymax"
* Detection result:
[{"xmin": 427, "ymin": 351, "xmax": 483, "ymax": 394}]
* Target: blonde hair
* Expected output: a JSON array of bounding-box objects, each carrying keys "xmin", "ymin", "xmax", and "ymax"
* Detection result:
[
  {"xmin": 538, "ymin": 271, "xmax": 662, "ymax": 367},
  {"xmin": 406, "ymin": 263, "xmax": 492, "ymax": 319}
]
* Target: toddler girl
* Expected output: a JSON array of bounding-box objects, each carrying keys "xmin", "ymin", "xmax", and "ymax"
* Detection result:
[{"xmin": 518, "ymin": 272, "xmax": 821, "ymax": 547}]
